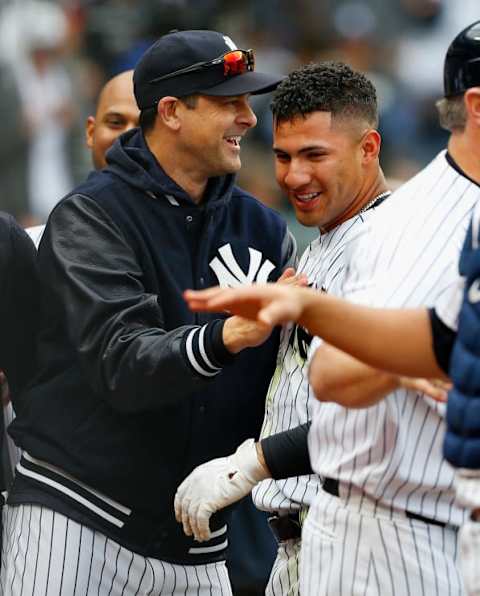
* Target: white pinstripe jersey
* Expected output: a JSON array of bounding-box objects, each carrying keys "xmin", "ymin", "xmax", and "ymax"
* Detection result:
[
  {"xmin": 308, "ymin": 150, "xmax": 480, "ymax": 526},
  {"xmin": 434, "ymin": 199, "xmax": 480, "ymax": 333},
  {"xmin": 252, "ymin": 209, "xmax": 378, "ymax": 514}
]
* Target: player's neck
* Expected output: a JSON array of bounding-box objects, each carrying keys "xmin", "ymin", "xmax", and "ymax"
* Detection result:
[
  {"xmin": 322, "ymin": 170, "xmax": 389, "ymax": 234},
  {"xmin": 448, "ymin": 130, "xmax": 480, "ymax": 185}
]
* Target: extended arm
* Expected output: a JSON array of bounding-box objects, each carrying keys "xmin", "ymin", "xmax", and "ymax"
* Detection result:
[
  {"xmin": 309, "ymin": 343, "xmax": 399, "ymax": 408},
  {"xmin": 310, "ymin": 342, "xmax": 449, "ymax": 408},
  {"xmin": 184, "ymin": 284, "xmax": 447, "ymax": 379}
]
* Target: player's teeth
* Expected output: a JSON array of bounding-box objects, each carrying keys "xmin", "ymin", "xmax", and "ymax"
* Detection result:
[{"xmin": 296, "ymin": 193, "xmax": 318, "ymax": 202}]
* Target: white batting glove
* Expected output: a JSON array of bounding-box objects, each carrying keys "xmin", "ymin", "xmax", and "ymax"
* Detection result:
[{"xmin": 174, "ymin": 439, "xmax": 269, "ymax": 542}]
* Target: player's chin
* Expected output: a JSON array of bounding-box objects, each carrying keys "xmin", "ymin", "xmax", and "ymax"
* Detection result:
[
  {"xmin": 293, "ymin": 207, "xmax": 325, "ymax": 228},
  {"xmin": 226, "ymin": 155, "xmax": 242, "ymax": 173},
  {"xmin": 215, "ymin": 155, "xmax": 242, "ymax": 176}
]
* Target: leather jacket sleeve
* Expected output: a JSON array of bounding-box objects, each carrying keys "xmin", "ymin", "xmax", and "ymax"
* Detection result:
[{"xmin": 38, "ymin": 195, "xmax": 231, "ymax": 412}]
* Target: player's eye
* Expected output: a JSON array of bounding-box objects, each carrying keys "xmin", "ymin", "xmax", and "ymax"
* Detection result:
[
  {"xmin": 306, "ymin": 151, "xmax": 326, "ymax": 160},
  {"xmin": 105, "ymin": 117, "xmax": 126, "ymax": 128}
]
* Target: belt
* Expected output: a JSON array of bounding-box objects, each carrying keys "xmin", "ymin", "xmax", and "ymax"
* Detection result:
[
  {"xmin": 322, "ymin": 477, "xmax": 446, "ymax": 529},
  {"xmin": 267, "ymin": 512, "xmax": 302, "ymax": 542}
]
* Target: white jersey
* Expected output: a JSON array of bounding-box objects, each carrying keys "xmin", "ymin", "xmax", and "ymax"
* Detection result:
[
  {"xmin": 308, "ymin": 150, "xmax": 480, "ymax": 526},
  {"xmin": 253, "ymin": 210, "xmax": 378, "ymax": 513},
  {"xmin": 433, "ymin": 199, "xmax": 480, "ymax": 333}
]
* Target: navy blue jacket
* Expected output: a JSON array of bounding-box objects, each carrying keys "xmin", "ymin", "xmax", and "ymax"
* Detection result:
[
  {"xmin": 445, "ymin": 208, "xmax": 480, "ymax": 469},
  {"xmin": 9, "ymin": 129, "xmax": 295, "ymax": 563}
]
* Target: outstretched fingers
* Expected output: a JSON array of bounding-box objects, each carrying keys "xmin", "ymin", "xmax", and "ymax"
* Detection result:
[
  {"xmin": 184, "ymin": 287, "xmax": 227, "ymax": 312},
  {"xmin": 184, "ymin": 286, "xmax": 266, "ymax": 319},
  {"xmin": 184, "ymin": 283, "xmax": 309, "ymax": 325}
]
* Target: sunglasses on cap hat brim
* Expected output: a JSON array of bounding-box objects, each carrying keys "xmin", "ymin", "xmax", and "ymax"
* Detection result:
[
  {"xmin": 148, "ymin": 49, "xmax": 255, "ymax": 84},
  {"xmin": 139, "ymin": 49, "xmax": 283, "ymax": 107}
]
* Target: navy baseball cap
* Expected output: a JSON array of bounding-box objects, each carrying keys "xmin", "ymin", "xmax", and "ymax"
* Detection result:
[{"xmin": 134, "ymin": 30, "xmax": 284, "ymax": 109}]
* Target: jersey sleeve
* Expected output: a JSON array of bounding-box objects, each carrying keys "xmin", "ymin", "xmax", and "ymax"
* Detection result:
[
  {"xmin": 39, "ymin": 195, "xmax": 234, "ymax": 412},
  {"xmin": 428, "ymin": 308, "xmax": 456, "ymax": 375}
]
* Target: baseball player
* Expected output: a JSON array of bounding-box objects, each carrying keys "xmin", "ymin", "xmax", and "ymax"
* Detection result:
[
  {"xmin": 0, "ymin": 30, "xmax": 293, "ymax": 595},
  {"xmin": 179, "ymin": 21, "xmax": 480, "ymax": 595},
  {"xmin": 177, "ymin": 61, "xmax": 392, "ymax": 595},
  {"xmin": 305, "ymin": 32, "xmax": 480, "ymax": 596}
]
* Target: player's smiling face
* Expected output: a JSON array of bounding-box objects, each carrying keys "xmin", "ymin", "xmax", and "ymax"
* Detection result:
[
  {"xmin": 273, "ymin": 111, "xmax": 368, "ymax": 231},
  {"xmin": 177, "ymin": 94, "xmax": 257, "ymax": 178}
]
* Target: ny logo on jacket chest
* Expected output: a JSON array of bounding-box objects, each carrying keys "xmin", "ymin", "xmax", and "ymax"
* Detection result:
[{"xmin": 210, "ymin": 243, "xmax": 275, "ymax": 288}]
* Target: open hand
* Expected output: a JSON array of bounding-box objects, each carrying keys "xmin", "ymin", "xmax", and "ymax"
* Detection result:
[{"xmin": 185, "ymin": 283, "xmax": 310, "ymax": 327}]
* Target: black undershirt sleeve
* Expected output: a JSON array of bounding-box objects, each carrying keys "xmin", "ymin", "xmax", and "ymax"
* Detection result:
[
  {"xmin": 260, "ymin": 422, "xmax": 313, "ymax": 480},
  {"xmin": 428, "ymin": 307, "xmax": 456, "ymax": 375}
]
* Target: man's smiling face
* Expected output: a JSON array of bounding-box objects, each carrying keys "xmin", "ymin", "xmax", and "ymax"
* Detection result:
[{"xmin": 273, "ymin": 111, "xmax": 367, "ymax": 231}]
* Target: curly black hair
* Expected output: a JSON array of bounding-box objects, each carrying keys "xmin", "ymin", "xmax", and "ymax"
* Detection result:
[{"xmin": 271, "ymin": 62, "xmax": 378, "ymax": 127}]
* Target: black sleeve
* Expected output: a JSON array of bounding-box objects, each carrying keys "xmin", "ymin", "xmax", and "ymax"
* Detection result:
[
  {"xmin": 260, "ymin": 422, "xmax": 313, "ymax": 479},
  {"xmin": 39, "ymin": 195, "xmax": 233, "ymax": 413},
  {"xmin": 428, "ymin": 307, "xmax": 456, "ymax": 375},
  {"xmin": 0, "ymin": 215, "xmax": 40, "ymax": 396}
]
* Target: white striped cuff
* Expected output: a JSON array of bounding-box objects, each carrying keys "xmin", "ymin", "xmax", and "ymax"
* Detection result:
[{"xmin": 185, "ymin": 325, "xmax": 223, "ymax": 378}]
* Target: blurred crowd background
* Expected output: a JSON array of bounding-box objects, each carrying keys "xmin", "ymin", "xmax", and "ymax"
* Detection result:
[{"xmin": 0, "ymin": 0, "xmax": 479, "ymax": 252}]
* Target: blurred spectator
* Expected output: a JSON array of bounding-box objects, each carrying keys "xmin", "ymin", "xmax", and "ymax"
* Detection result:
[
  {"xmin": 0, "ymin": 0, "xmax": 74, "ymax": 223},
  {"xmin": 0, "ymin": 0, "xmax": 478, "ymax": 226},
  {"xmin": 0, "ymin": 62, "xmax": 28, "ymax": 220}
]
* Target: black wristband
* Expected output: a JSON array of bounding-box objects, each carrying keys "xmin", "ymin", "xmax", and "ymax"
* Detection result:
[{"xmin": 261, "ymin": 422, "xmax": 313, "ymax": 480}]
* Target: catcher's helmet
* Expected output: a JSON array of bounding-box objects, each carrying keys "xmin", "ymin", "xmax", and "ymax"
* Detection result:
[{"xmin": 444, "ymin": 21, "xmax": 480, "ymax": 97}]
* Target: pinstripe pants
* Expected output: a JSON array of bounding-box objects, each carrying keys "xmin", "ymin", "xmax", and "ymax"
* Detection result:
[
  {"xmin": 266, "ymin": 538, "xmax": 301, "ymax": 596},
  {"xmin": 300, "ymin": 490, "xmax": 465, "ymax": 596},
  {"xmin": 0, "ymin": 504, "xmax": 233, "ymax": 596}
]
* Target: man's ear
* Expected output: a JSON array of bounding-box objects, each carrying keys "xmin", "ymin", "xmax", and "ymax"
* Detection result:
[
  {"xmin": 157, "ymin": 96, "xmax": 182, "ymax": 131},
  {"xmin": 360, "ymin": 129, "xmax": 381, "ymax": 163},
  {"xmin": 85, "ymin": 115, "xmax": 95, "ymax": 149},
  {"xmin": 465, "ymin": 87, "xmax": 480, "ymax": 126}
]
